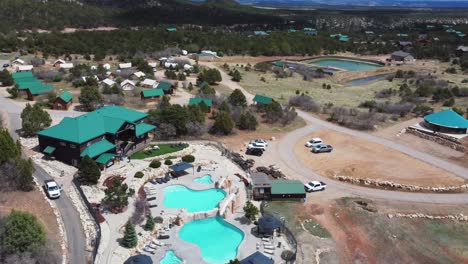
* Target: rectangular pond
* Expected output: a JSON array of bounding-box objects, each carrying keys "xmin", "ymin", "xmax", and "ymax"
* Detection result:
[{"xmin": 310, "ymin": 58, "xmax": 382, "ymax": 71}]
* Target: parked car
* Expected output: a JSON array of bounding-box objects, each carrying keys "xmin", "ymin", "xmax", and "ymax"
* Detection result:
[
  {"xmin": 43, "ymin": 179, "xmax": 63, "ymax": 199},
  {"xmin": 311, "ymin": 144, "xmax": 333, "ymax": 153},
  {"xmin": 250, "ymin": 139, "xmax": 268, "ymax": 147},
  {"xmin": 305, "ymin": 138, "xmax": 323, "ymax": 148},
  {"xmin": 246, "ymin": 148, "xmax": 263, "ymax": 156},
  {"xmin": 304, "ymin": 181, "xmax": 327, "ymax": 192},
  {"xmin": 2, "ymin": 63, "xmax": 9, "ymax": 68},
  {"xmin": 248, "ymin": 143, "xmax": 266, "ymax": 151}
]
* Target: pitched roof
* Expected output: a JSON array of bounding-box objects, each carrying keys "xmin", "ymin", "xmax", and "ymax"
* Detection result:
[
  {"xmin": 37, "ymin": 105, "xmax": 148, "ymax": 144},
  {"xmin": 156, "ymin": 81, "xmax": 173, "ymax": 91},
  {"xmin": 12, "ymin": 71, "xmax": 34, "ymax": 79},
  {"xmin": 95, "ymin": 153, "xmax": 115, "ymax": 165},
  {"xmin": 141, "ymin": 89, "xmax": 164, "ymax": 98},
  {"xmin": 424, "ymin": 109, "xmax": 468, "ymax": 129},
  {"xmin": 141, "ymin": 79, "xmax": 157, "ymax": 87},
  {"xmin": 188, "ymin": 98, "xmax": 212, "ymax": 107},
  {"xmin": 133, "ymin": 71, "xmax": 146, "ymax": 78},
  {"xmin": 135, "ymin": 123, "xmax": 156, "ymax": 137},
  {"xmin": 120, "ymin": 79, "xmax": 135, "ymax": 87},
  {"xmin": 80, "ymin": 139, "xmax": 116, "ymax": 158},
  {"xmin": 271, "ymin": 180, "xmax": 306, "ymax": 195},
  {"xmin": 241, "ymin": 251, "xmax": 274, "ymax": 264},
  {"xmin": 253, "ymin": 94, "xmax": 273, "ymax": 105},
  {"xmin": 392, "ymin": 51, "xmax": 411, "ymax": 58},
  {"xmin": 28, "ymin": 83, "xmax": 53, "ymax": 95},
  {"xmin": 457, "ymin": 46, "xmax": 468, "ymax": 52},
  {"xmin": 119, "ymin": 62, "xmax": 132, "ymax": 69},
  {"xmin": 17, "ymin": 65, "xmax": 34, "ymax": 71},
  {"xmin": 58, "ymin": 91, "xmax": 73, "ymax": 103},
  {"xmin": 102, "ymin": 78, "xmax": 115, "ymax": 86}
]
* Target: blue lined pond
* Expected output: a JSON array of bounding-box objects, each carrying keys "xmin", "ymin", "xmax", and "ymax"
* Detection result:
[{"xmin": 310, "ymin": 58, "xmax": 382, "ymax": 71}]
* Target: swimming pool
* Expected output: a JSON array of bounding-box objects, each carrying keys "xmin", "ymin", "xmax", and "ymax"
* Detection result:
[
  {"xmin": 179, "ymin": 216, "xmax": 244, "ymax": 264},
  {"xmin": 160, "ymin": 250, "xmax": 183, "ymax": 264},
  {"xmin": 194, "ymin": 175, "xmax": 213, "ymax": 184},
  {"xmin": 345, "ymin": 74, "xmax": 391, "ymax": 86},
  {"xmin": 310, "ymin": 58, "xmax": 381, "ymax": 71},
  {"xmin": 163, "ymin": 185, "xmax": 226, "ymax": 213}
]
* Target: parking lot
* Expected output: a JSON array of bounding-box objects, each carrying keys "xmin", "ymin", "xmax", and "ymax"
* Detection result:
[{"xmin": 294, "ymin": 130, "xmax": 466, "ymax": 187}]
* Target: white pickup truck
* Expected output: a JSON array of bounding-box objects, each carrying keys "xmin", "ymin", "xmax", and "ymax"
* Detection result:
[
  {"xmin": 304, "ymin": 181, "xmax": 327, "ymax": 192},
  {"xmin": 44, "ymin": 180, "xmax": 63, "ymax": 199}
]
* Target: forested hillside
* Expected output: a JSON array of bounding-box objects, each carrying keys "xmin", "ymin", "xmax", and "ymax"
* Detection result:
[{"xmin": 0, "ymin": 0, "xmax": 283, "ymax": 33}]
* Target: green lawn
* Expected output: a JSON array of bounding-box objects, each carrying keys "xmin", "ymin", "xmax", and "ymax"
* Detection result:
[{"xmin": 131, "ymin": 143, "xmax": 189, "ymax": 159}]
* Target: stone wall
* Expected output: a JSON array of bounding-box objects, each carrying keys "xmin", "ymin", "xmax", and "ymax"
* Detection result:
[
  {"xmin": 406, "ymin": 127, "xmax": 466, "ymax": 153},
  {"xmin": 388, "ymin": 213, "xmax": 468, "ymax": 221},
  {"xmin": 334, "ymin": 175, "xmax": 468, "ymax": 193}
]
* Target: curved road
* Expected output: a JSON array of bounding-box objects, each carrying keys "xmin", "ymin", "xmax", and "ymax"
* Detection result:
[
  {"xmin": 0, "ymin": 95, "xmax": 86, "ymax": 264},
  {"xmin": 201, "ymin": 63, "xmax": 468, "ymax": 204},
  {"xmin": 276, "ymin": 120, "xmax": 468, "ymax": 205}
]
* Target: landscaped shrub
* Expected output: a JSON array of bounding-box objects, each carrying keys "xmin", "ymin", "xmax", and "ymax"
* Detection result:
[
  {"xmin": 164, "ymin": 159, "xmax": 173, "ymax": 165},
  {"xmin": 182, "ymin": 155, "xmax": 195, "ymax": 163},
  {"xmin": 134, "ymin": 171, "xmax": 144, "ymax": 178},
  {"xmin": 149, "ymin": 160, "xmax": 161, "ymax": 168}
]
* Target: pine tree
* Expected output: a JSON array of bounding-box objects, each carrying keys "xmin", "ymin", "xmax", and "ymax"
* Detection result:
[
  {"xmin": 122, "ymin": 221, "xmax": 137, "ymax": 248},
  {"xmin": 209, "ymin": 112, "xmax": 234, "ymax": 135},
  {"xmin": 144, "ymin": 214, "xmax": 155, "ymax": 231},
  {"xmin": 20, "ymin": 103, "xmax": 52, "ymax": 137},
  {"xmin": 77, "ymin": 156, "xmax": 101, "ymax": 185},
  {"xmin": 0, "ymin": 129, "xmax": 21, "ymax": 164},
  {"xmin": 228, "ymin": 89, "xmax": 247, "ymax": 107},
  {"xmin": 243, "ymin": 201, "xmax": 259, "ymax": 222}
]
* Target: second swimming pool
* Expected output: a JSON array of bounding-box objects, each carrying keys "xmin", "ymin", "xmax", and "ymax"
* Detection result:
[{"xmin": 163, "ymin": 185, "xmax": 226, "ymax": 213}]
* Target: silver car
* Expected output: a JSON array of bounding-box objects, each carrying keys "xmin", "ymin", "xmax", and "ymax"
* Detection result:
[{"xmin": 311, "ymin": 144, "xmax": 333, "ymax": 153}]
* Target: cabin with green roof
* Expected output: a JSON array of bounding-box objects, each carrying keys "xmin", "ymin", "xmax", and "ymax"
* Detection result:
[
  {"xmin": 270, "ymin": 180, "xmax": 306, "ymax": 200},
  {"xmin": 188, "ymin": 98, "xmax": 212, "ymax": 112},
  {"xmin": 140, "ymin": 89, "xmax": 164, "ymax": 102},
  {"xmin": 53, "ymin": 91, "xmax": 73, "ymax": 110},
  {"xmin": 37, "ymin": 105, "xmax": 156, "ymax": 167},
  {"xmin": 423, "ymin": 109, "xmax": 468, "ymax": 134},
  {"xmin": 12, "ymin": 71, "xmax": 54, "ymax": 100},
  {"xmin": 166, "ymin": 27, "xmax": 177, "ymax": 32},
  {"xmin": 253, "ymin": 94, "xmax": 273, "ymax": 105},
  {"xmin": 156, "ymin": 81, "xmax": 175, "ymax": 95}
]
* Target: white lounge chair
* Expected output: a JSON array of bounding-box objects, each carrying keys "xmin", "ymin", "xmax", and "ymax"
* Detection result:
[
  {"xmin": 262, "ymin": 237, "xmax": 270, "ymax": 242},
  {"xmin": 263, "ymin": 242, "xmax": 273, "ymax": 247},
  {"xmin": 264, "ymin": 245, "xmax": 275, "ymax": 250},
  {"xmin": 264, "ymin": 249, "xmax": 274, "ymax": 255},
  {"xmin": 143, "ymin": 245, "xmax": 155, "ymax": 253},
  {"xmin": 148, "ymin": 243, "xmax": 158, "ymax": 249},
  {"xmin": 151, "ymin": 239, "xmax": 165, "ymax": 246}
]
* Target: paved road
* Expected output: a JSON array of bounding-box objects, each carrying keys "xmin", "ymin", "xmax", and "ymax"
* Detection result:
[
  {"xmin": 275, "ymin": 122, "xmax": 468, "ymax": 205},
  {"xmin": 201, "ymin": 65, "xmax": 468, "ymax": 204},
  {"xmin": 0, "ymin": 95, "xmax": 87, "ymax": 264}
]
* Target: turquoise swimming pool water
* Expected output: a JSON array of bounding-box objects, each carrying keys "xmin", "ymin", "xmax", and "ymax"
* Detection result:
[
  {"xmin": 310, "ymin": 59, "xmax": 381, "ymax": 71},
  {"xmin": 194, "ymin": 175, "xmax": 213, "ymax": 184},
  {"xmin": 160, "ymin": 250, "xmax": 183, "ymax": 264},
  {"xmin": 163, "ymin": 185, "xmax": 226, "ymax": 213},
  {"xmin": 179, "ymin": 216, "xmax": 244, "ymax": 264}
]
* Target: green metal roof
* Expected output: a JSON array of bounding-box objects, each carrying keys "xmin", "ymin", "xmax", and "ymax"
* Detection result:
[
  {"xmin": 273, "ymin": 61, "xmax": 285, "ymax": 67},
  {"xmin": 95, "ymin": 153, "xmax": 115, "ymax": 164},
  {"xmin": 58, "ymin": 91, "xmax": 73, "ymax": 103},
  {"xmin": 271, "ymin": 180, "xmax": 306, "ymax": 195},
  {"xmin": 37, "ymin": 105, "xmax": 148, "ymax": 144},
  {"xmin": 12, "ymin": 71, "xmax": 34, "ymax": 79},
  {"xmin": 80, "ymin": 139, "xmax": 115, "ymax": 158},
  {"xmin": 188, "ymin": 98, "xmax": 212, "ymax": 107},
  {"xmin": 166, "ymin": 27, "xmax": 177, "ymax": 32},
  {"xmin": 28, "ymin": 84, "xmax": 53, "ymax": 95},
  {"xmin": 43, "ymin": 146, "xmax": 56, "ymax": 154},
  {"xmin": 135, "ymin": 123, "xmax": 156, "ymax": 137},
  {"xmin": 424, "ymin": 109, "xmax": 468, "ymax": 129},
  {"xmin": 253, "ymin": 94, "xmax": 272, "ymax": 105},
  {"xmin": 141, "ymin": 89, "xmax": 164, "ymax": 98},
  {"xmin": 198, "ymin": 53, "xmax": 215, "ymax": 57},
  {"xmin": 156, "ymin": 81, "xmax": 173, "ymax": 91}
]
